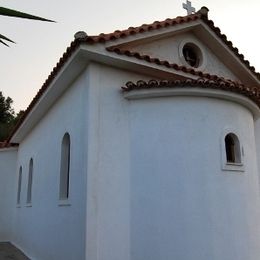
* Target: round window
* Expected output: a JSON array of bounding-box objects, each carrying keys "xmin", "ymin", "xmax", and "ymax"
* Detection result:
[{"xmin": 182, "ymin": 43, "xmax": 202, "ymax": 68}]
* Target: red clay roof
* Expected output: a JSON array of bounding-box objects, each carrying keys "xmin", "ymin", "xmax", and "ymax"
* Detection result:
[
  {"xmin": 83, "ymin": 15, "xmax": 200, "ymax": 44},
  {"xmin": 83, "ymin": 7, "xmax": 259, "ymax": 80},
  {"xmin": 122, "ymin": 79, "xmax": 260, "ymax": 107},
  {"xmin": 5, "ymin": 6, "xmax": 260, "ymax": 145},
  {"xmin": 0, "ymin": 142, "xmax": 18, "ymax": 149},
  {"xmin": 106, "ymin": 47, "xmax": 226, "ymax": 81}
]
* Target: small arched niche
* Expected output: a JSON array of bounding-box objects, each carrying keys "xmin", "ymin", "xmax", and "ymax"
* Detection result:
[
  {"xmin": 221, "ymin": 131, "xmax": 244, "ymax": 172},
  {"xmin": 225, "ymin": 133, "xmax": 241, "ymax": 164},
  {"xmin": 17, "ymin": 166, "xmax": 22, "ymax": 205},
  {"xmin": 59, "ymin": 133, "xmax": 71, "ymax": 200},
  {"xmin": 26, "ymin": 158, "xmax": 33, "ymax": 205}
]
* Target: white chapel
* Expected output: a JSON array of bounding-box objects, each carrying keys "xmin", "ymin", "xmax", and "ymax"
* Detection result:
[{"xmin": 1, "ymin": 4, "xmax": 260, "ymax": 260}]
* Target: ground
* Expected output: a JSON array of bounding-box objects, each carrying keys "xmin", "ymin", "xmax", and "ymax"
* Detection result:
[{"xmin": 0, "ymin": 243, "xmax": 29, "ymax": 260}]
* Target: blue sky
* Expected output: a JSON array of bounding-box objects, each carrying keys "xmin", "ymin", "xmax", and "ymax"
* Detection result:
[{"xmin": 1, "ymin": 0, "xmax": 259, "ymax": 111}]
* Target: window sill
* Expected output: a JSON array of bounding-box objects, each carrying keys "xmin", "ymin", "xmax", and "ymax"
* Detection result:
[
  {"xmin": 16, "ymin": 205, "xmax": 21, "ymax": 208},
  {"xmin": 25, "ymin": 203, "xmax": 32, "ymax": 207},
  {"xmin": 222, "ymin": 162, "xmax": 245, "ymax": 172},
  {"xmin": 58, "ymin": 199, "xmax": 71, "ymax": 207}
]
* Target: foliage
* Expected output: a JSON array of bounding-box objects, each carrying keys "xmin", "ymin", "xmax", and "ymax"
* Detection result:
[
  {"xmin": 0, "ymin": 92, "xmax": 23, "ymax": 141},
  {"xmin": 0, "ymin": 6, "xmax": 54, "ymax": 46},
  {"xmin": 0, "ymin": 6, "xmax": 53, "ymax": 137},
  {"xmin": 0, "ymin": 91, "xmax": 14, "ymax": 124}
]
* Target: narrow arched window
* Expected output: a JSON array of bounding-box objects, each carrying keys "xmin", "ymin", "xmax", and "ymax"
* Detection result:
[
  {"xmin": 225, "ymin": 133, "xmax": 241, "ymax": 164},
  {"xmin": 26, "ymin": 158, "xmax": 33, "ymax": 204},
  {"xmin": 17, "ymin": 166, "xmax": 22, "ymax": 205},
  {"xmin": 59, "ymin": 133, "xmax": 70, "ymax": 200}
]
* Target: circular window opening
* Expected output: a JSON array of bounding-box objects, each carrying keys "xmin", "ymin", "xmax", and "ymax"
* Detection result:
[{"xmin": 182, "ymin": 43, "xmax": 202, "ymax": 68}]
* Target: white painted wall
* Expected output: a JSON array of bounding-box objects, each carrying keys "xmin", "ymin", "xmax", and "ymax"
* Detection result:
[
  {"xmin": 0, "ymin": 148, "xmax": 17, "ymax": 242},
  {"xmin": 254, "ymin": 118, "xmax": 260, "ymax": 188},
  {"xmin": 128, "ymin": 95, "xmax": 260, "ymax": 260},
  {"xmin": 12, "ymin": 69, "xmax": 88, "ymax": 260},
  {"xmin": 85, "ymin": 63, "xmax": 155, "ymax": 260},
  {"xmin": 85, "ymin": 63, "xmax": 260, "ymax": 260},
  {"xmin": 2, "ymin": 59, "xmax": 260, "ymax": 260},
  {"xmin": 128, "ymin": 32, "xmax": 238, "ymax": 80}
]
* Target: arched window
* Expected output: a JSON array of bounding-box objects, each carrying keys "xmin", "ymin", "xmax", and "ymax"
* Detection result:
[
  {"xmin": 225, "ymin": 133, "xmax": 241, "ymax": 164},
  {"xmin": 17, "ymin": 166, "xmax": 22, "ymax": 205},
  {"xmin": 59, "ymin": 133, "xmax": 70, "ymax": 200},
  {"xmin": 26, "ymin": 158, "xmax": 33, "ymax": 204}
]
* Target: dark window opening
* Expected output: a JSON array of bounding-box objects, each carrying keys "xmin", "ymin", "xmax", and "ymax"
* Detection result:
[
  {"xmin": 27, "ymin": 158, "xmax": 33, "ymax": 204},
  {"xmin": 225, "ymin": 133, "xmax": 241, "ymax": 164},
  {"xmin": 59, "ymin": 133, "xmax": 71, "ymax": 200},
  {"xmin": 182, "ymin": 43, "xmax": 201, "ymax": 68},
  {"xmin": 17, "ymin": 166, "xmax": 22, "ymax": 205}
]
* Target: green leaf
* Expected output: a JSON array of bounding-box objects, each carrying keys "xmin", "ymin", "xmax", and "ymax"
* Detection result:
[
  {"xmin": 0, "ymin": 7, "xmax": 55, "ymax": 22},
  {"xmin": 0, "ymin": 39, "xmax": 9, "ymax": 47},
  {"xmin": 0, "ymin": 33, "xmax": 15, "ymax": 43}
]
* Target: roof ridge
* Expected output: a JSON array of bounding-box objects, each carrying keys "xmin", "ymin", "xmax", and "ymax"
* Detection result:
[
  {"xmin": 84, "ymin": 7, "xmax": 208, "ymax": 42},
  {"xmin": 84, "ymin": 13, "xmax": 200, "ymax": 44},
  {"xmin": 90, "ymin": 13, "xmax": 199, "ymax": 38},
  {"xmin": 80, "ymin": 7, "xmax": 259, "ymax": 81}
]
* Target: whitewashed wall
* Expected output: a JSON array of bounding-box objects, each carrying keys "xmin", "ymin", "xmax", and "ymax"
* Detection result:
[
  {"xmin": 128, "ymin": 96, "xmax": 260, "ymax": 260},
  {"xmin": 6, "ymin": 60, "xmax": 260, "ymax": 260},
  {"xmin": 13, "ymin": 69, "xmax": 88, "ymax": 260},
  {"xmin": 85, "ymin": 63, "xmax": 158, "ymax": 260},
  {"xmin": 0, "ymin": 148, "xmax": 17, "ymax": 242},
  {"xmin": 86, "ymin": 62, "xmax": 260, "ymax": 260},
  {"xmin": 254, "ymin": 118, "xmax": 260, "ymax": 190}
]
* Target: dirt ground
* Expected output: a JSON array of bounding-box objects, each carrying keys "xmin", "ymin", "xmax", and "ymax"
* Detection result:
[{"xmin": 0, "ymin": 242, "xmax": 29, "ymax": 260}]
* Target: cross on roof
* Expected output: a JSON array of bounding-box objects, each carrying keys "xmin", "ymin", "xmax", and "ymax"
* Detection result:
[{"xmin": 182, "ymin": 0, "xmax": 196, "ymax": 15}]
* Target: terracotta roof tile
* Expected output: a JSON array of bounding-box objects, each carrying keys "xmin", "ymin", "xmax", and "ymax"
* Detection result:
[
  {"xmin": 81, "ymin": 8, "xmax": 259, "ymax": 81},
  {"xmin": 83, "ymin": 14, "xmax": 200, "ymax": 44},
  {"xmin": 73, "ymin": 8, "xmax": 259, "ymax": 80},
  {"xmin": 106, "ymin": 46, "xmax": 230, "ymax": 81},
  {"xmin": 0, "ymin": 142, "xmax": 18, "ymax": 149},
  {"xmin": 122, "ymin": 79, "xmax": 260, "ymax": 107}
]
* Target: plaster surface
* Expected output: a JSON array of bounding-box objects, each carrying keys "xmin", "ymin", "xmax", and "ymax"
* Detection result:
[
  {"xmin": 128, "ymin": 95, "xmax": 260, "ymax": 260},
  {"xmin": 84, "ymin": 63, "xmax": 260, "ymax": 260},
  {"xmin": 0, "ymin": 148, "xmax": 17, "ymax": 242},
  {"xmin": 12, "ymin": 69, "xmax": 88, "ymax": 260},
  {"xmin": 0, "ymin": 32, "xmax": 260, "ymax": 260},
  {"xmin": 127, "ymin": 32, "xmax": 238, "ymax": 80}
]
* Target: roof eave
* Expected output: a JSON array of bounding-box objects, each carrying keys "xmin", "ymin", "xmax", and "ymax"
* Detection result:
[
  {"xmin": 194, "ymin": 21, "xmax": 260, "ymax": 86},
  {"xmin": 10, "ymin": 47, "xmax": 87, "ymax": 143},
  {"xmin": 10, "ymin": 44, "xmax": 198, "ymax": 143}
]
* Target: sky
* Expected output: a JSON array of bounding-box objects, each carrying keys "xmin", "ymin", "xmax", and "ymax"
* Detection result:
[{"xmin": 0, "ymin": 0, "xmax": 260, "ymax": 112}]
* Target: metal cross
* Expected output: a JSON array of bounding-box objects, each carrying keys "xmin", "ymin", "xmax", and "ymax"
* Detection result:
[{"xmin": 182, "ymin": 0, "xmax": 195, "ymax": 15}]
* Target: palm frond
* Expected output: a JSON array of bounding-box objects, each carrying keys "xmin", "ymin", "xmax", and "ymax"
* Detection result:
[
  {"xmin": 0, "ymin": 33, "xmax": 15, "ymax": 43},
  {"xmin": 0, "ymin": 39, "xmax": 9, "ymax": 47},
  {"xmin": 0, "ymin": 7, "xmax": 55, "ymax": 22},
  {"xmin": 0, "ymin": 6, "xmax": 55, "ymax": 46}
]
